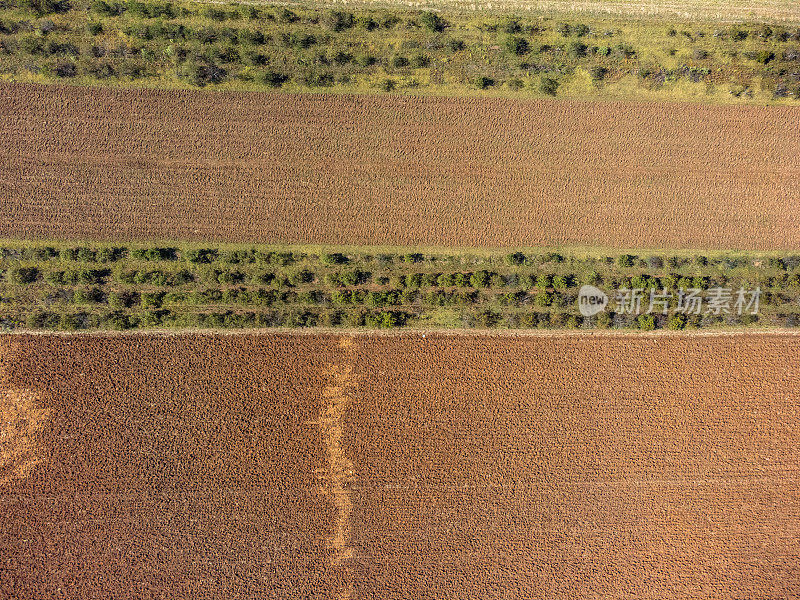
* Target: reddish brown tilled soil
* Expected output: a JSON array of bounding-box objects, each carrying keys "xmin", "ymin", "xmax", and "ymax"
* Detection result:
[
  {"xmin": 1, "ymin": 332, "xmax": 799, "ymax": 598},
  {"xmin": 1, "ymin": 83, "xmax": 800, "ymax": 249}
]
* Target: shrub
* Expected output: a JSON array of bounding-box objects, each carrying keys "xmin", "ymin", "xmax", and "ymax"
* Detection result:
[
  {"xmin": 469, "ymin": 270, "xmax": 491, "ymax": 288},
  {"xmin": 568, "ymin": 41, "xmax": 587, "ymax": 58},
  {"xmin": 589, "ymin": 65, "xmax": 607, "ymax": 81},
  {"xmin": 288, "ymin": 269, "xmax": 314, "ymax": 285},
  {"xmin": 448, "ymin": 39, "xmax": 465, "ymax": 52},
  {"xmin": 505, "ymin": 36, "xmax": 529, "ymax": 55},
  {"xmin": 637, "ymin": 314, "xmax": 656, "ymax": 330},
  {"xmin": 263, "ymin": 71, "xmax": 288, "ymax": 87},
  {"xmin": 584, "ymin": 271, "xmax": 601, "ymax": 285},
  {"xmin": 419, "ymin": 11, "xmax": 446, "ymax": 32},
  {"xmin": 18, "ymin": 0, "xmax": 69, "ymax": 15},
  {"xmin": 54, "ymin": 62, "xmax": 77, "ymax": 77},
  {"xmin": 596, "ymin": 312, "xmax": 612, "ymax": 328},
  {"xmin": 390, "ymin": 55, "xmax": 409, "ymax": 68},
  {"xmin": 26, "ymin": 310, "xmax": 52, "ymax": 329},
  {"xmin": 410, "ymin": 53, "xmax": 430, "ymax": 68},
  {"xmin": 103, "ymin": 311, "xmax": 131, "ymax": 330},
  {"xmin": 184, "ymin": 63, "xmax": 227, "ymax": 86},
  {"xmin": 185, "ymin": 248, "xmax": 218, "ymax": 264},
  {"xmin": 320, "ymin": 252, "xmax": 349, "ymax": 265},
  {"xmin": 323, "ymin": 10, "xmax": 354, "ymax": 32},
  {"xmin": 91, "ymin": 0, "xmax": 124, "ymax": 16},
  {"xmin": 533, "ymin": 291, "xmax": 552, "ymax": 307},
  {"xmin": 9, "ymin": 267, "xmax": 39, "ymax": 284},
  {"xmin": 474, "ymin": 76, "xmax": 495, "ymax": 89},
  {"xmin": 489, "ymin": 273, "xmax": 505, "ymax": 287},
  {"xmin": 436, "ymin": 273, "xmax": 455, "ymax": 287},
  {"xmin": 617, "ymin": 254, "xmax": 636, "ymax": 268},
  {"xmin": 552, "ymin": 274, "xmax": 569, "ymax": 289},
  {"xmin": 667, "ymin": 314, "xmax": 687, "ymax": 330},
  {"xmin": 475, "ymin": 310, "xmax": 499, "ymax": 328},
  {"xmin": 96, "ymin": 247, "xmax": 124, "ymax": 262},
  {"xmin": 539, "ymin": 77, "xmax": 559, "ymax": 96}
]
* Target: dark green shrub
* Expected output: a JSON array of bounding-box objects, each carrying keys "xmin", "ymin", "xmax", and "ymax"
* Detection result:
[
  {"xmin": 18, "ymin": 0, "xmax": 69, "ymax": 15},
  {"xmin": 9, "ymin": 267, "xmax": 39, "ymax": 284},
  {"xmin": 568, "ymin": 41, "xmax": 587, "ymax": 58},
  {"xmin": 323, "ymin": 9, "xmax": 354, "ymax": 32},
  {"xmin": 667, "ymin": 314, "xmax": 687, "ymax": 330},
  {"xmin": 469, "ymin": 270, "xmax": 491, "ymax": 288},
  {"xmin": 617, "ymin": 254, "xmax": 636, "ymax": 268},
  {"xmin": 533, "ymin": 291, "xmax": 552, "ymax": 307},
  {"xmin": 288, "ymin": 269, "xmax": 314, "ymax": 285},
  {"xmin": 320, "ymin": 252, "xmax": 349, "ymax": 265},
  {"xmin": 505, "ymin": 35, "xmax": 529, "ymax": 55},
  {"xmin": 539, "ymin": 77, "xmax": 559, "ymax": 95},
  {"xmin": 103, "ymin": 311, "xmax": 131, "ymax": 330},
  {"xmin": 475, "ymin": 310, "xmax": 499, "ymax": 327},
  {"xmin": 419, "ymin": 11, "xmax": 446, "ymax": 32},
  {"xmin": 263, "ymin": 71, "xmax": 288, "ymax": 87},
  {"xmin": 185, "ymin": 248, "xmax": 218, "ymax": 264},
  {"xmin": 589, "ymin": 65, "xmax": 607, "ymax": 81},
  {"xmin": 91, "ymin": 0, "xmax": 124, "ymax": 16}
]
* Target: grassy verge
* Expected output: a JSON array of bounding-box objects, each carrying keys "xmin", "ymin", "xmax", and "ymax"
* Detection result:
[
  {"xmin": 1, "ymin": 0, "xmax": 800, "ymax": 102},
  {"xmin": 0, "ymin": 240, "xmax": 798, "ymax": 332}
]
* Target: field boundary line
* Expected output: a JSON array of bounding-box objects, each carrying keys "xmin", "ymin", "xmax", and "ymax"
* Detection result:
[{"xmin": 3, "ymin": 328, "xmax": 800, "ymax": 339}]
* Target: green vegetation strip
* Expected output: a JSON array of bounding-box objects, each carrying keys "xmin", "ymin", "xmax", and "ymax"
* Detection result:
[
  {"xmin": 1, "ymin": 242, "xmax": 800, "ymax": 331},
  {"xmin": 2, "ymin": 0, "xmax": 800, "ymax": 101}
]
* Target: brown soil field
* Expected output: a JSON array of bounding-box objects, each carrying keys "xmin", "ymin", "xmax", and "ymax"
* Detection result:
[
  {"xmin": 1, "ymin": 331, "xmax": 799, "ymax": 598},
  {"xmin": 1, "ymin": 83, "xmax": 799, "ymax": 250}
]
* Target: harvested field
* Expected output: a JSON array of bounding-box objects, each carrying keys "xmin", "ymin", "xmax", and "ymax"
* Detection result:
[
  {"xmin": 2, "ymin": 83, "xmax": 800, "ymax": 251},
  {"xmin": 1, "ymin": 331, "xmax": 799, "ymax": 598}
]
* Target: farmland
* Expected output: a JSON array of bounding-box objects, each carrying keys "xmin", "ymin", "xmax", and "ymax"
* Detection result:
[
  {"xmin": 1, "ymin": 332, "xmax": 799, "ymax": 598},
  {"xmin": 3, "ymin": 0, "xmax": 800, "ymax": 101},
  {"xmin": 1, "ymin": 241, "xmax": 799, "ymax": 331},
  {"xmin": 2, "ymin": 83, "xmax": 800, "ymax": 250}
]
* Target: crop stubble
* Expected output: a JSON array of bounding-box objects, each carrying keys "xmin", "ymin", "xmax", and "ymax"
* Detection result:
[
  {"xmin": 0, "ymin": 332, "xmax": 798, "ymax": 598},
  {"xmin": 1, "ymin": 83, "xmax": 799, "ymax": 250}
]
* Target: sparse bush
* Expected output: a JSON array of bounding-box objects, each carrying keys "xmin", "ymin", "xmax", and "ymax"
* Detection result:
[
  {"xmin": 505, "ymin": 35, "xmax": 529, "ymax": 55},
  {"xmin": 419, "ymin": 11, "xmax": 446, "ymax": 32},
  {"xmin": 9, "ymin": 267, "xmax": 39, "ymax": 284},
  {"xmin": 539, "ymin": 77, "xmax": 559, "ymax": 96}
]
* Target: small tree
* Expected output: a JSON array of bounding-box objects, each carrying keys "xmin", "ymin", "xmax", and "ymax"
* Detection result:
[
  {"xmin": 539, "ymin": 77, "xmax": 559, "ymax": 96},
  {"xmin": 9, "ymin": 267, "xmax": 39, "ymax": 284},
  {"xmin": 637, "ymin": 314, "xmax": 656, "ymax": 330},
  {"xmin": 504, "ymin": 36, "xmax": 529, "ymax": 56},
  {"xmin": 419, "ymin": 11, "xmax": 446, "ymax": 32},
  {"xmin": 617, "ymin": 254, "xmax": 636, "ymax": 268},
  {"xmin": 667, "ymin": 314, "xmax": 687, "ymax": 330},
  {"xmin": 323, "ymin": 9, "xmax": 354, "ymax": 32}
]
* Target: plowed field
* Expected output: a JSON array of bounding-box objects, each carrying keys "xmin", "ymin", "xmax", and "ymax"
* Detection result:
[
  {"xmin": 2, "ymin": 83, "xmax": 799, "ymax": 250},
  {"xmin": 1, "ymin": 332, "xmax": 799, "ymax": 598}
]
